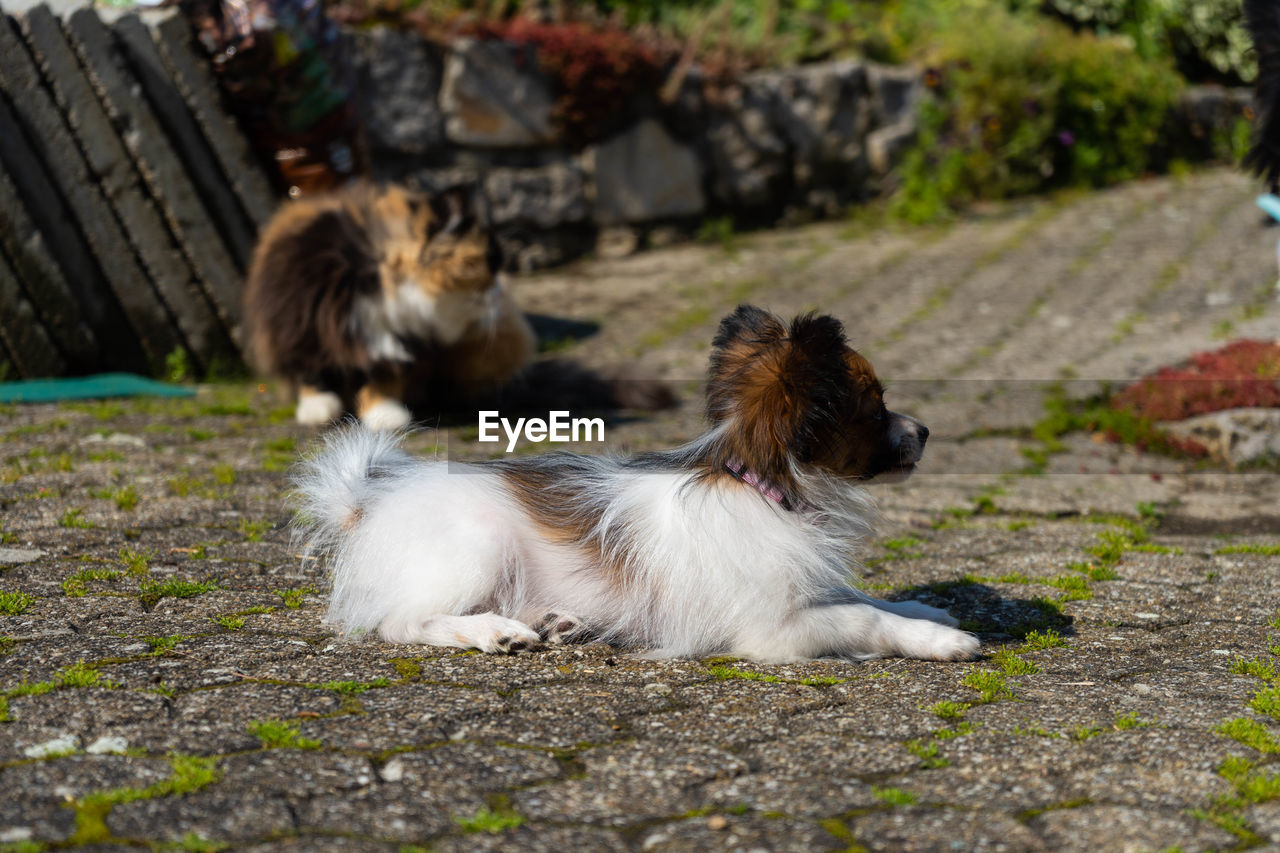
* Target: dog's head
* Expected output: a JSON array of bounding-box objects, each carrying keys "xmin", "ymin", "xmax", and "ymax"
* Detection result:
[{"xmin": 705, "ymin": 305, "xmax": 928, "ymax": 492}]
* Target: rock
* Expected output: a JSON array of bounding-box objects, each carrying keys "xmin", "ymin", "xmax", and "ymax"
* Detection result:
[
  {"xmin": 595, "ymin": 225, "xmax": 641, "ymax": 259},
  {"xmin": 351, "ymin": 26, "xmax": 444, "ymax": 156},
  {"xmin": 867, "ymin": 119, "xmax": 918, "ymax": 175},
  {"xmin": 867, "ymin": 62, "xmax": 923, "ymax": 127},
  {"xmin": 1161, "ymin": 407, "xmax": 1280, "ymax": 466},
  {"xmin": 593, "ymin": 119, "xmax": 705, "ymax": 224},
  {"xmin": 755, "ymin": 61, "xmax": 871, "ymax": 186},
  {"xmin": 705, "ymin": 81, "xmax": 789, "ymax": 209},
  {"xmin": 439, "ymin": 37, "xmax": 558, "ymax": 147},
  {"xmin": 0, "ymin": 548, "xmax": 44, "ymax": 564},
  {"xmin": 484, "ymin": 161, "xmax": 589, "ymax": 229}
]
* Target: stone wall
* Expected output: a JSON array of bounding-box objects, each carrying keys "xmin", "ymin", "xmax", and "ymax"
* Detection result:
[{"xmin": 347, "ymin": 27, "xmax": 924, "ymax": 270}]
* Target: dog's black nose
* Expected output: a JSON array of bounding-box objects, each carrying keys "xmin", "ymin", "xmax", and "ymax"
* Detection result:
[{"xmin": 918, "ymin": 424, "xmax": 930, "ymax": 444}]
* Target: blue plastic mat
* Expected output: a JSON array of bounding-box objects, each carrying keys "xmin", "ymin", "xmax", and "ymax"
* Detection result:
[{"xmin": 0, "ymin": 373, "xmax": 195, "ymax": 403}]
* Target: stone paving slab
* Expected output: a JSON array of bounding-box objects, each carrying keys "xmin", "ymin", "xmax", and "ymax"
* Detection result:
[{"xmin": 2, "ymin": 168, "xmax": 1280, "ymax": 850}]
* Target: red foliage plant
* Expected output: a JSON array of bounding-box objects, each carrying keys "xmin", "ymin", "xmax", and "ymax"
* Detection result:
[
  {"xmin": 470, "ymin": 18, "xmax": 667, "ymax": 147},
  {"xmin": 1111, "ymin": 339, "xmax": 1280, "ymax": 422}
]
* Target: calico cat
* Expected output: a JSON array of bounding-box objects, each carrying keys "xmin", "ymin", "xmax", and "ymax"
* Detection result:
[{"xmin": 243, "ymin": 183, "xmax": 536, "ymax": 429}]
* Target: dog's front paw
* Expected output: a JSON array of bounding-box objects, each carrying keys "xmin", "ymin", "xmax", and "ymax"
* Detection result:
[
  {"xmin": 472, "ymin": 615, "xmax": 542, "ymax": 654},
  {"xmin": 534, "ymin": 612, "xmax": 589, "ymax": 644},
  {"xmin": 922, "ymin": 625, "xmax": 981, "ymax": 661}
]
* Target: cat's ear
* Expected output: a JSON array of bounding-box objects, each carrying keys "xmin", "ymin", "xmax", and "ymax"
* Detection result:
[{"xmin": 428, "ymin": 188, "xmax": 473, "ymax": 236}]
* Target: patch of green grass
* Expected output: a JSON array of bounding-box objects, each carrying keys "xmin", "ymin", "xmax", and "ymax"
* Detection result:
[
  {"xmin": 1216, "ymin": 718, "xmax": 1280, "ymax": 753},
  {"xmin": 929, "ymin": 700, "xmax": 969, "ymax": 720},
  {"xmin": 1070, "ymin": 724, "xmax": 1105, "ymax": 741},
  {"xmin": 238, "ymin": 518, "xmax": 273, "ymax": 542},
  {"xmin": 797, "ymin": 675, "xmax": 846, "ymax": 686},
  {"xmin": 872, "ymin": 786, "xmax": 918, "ymax": 806},
  {"xmin": 1218, "ymin": 756, "xmax": 1280, "ymax": 803},
  {"xmin": 1215, "ymin": 543, "xmax": 1280, "ymax": 556},
  {"xmin": 1249, "ymin": 685, "xmax": 1280, "ymax": 722},
  {"xmin": 59, "ymin": 508, "xmax": 93, "ymax": 529},
  {"xmin": 199, "ymin": 400, "xmax": 252, "ymax": 417},
  {"xmin": 991, "ymin": 648, "xmax": 1041, "ymax": 676},
  {"xmin": 1232, "ymin": 657, "xmax": 1278, "ymax": 681},
  {"xmin": 313, "ymin": 678, "xmax": 389, "ymax": 694},
  {"xmin": 933, "ymin": 720, "xmax": 977, "ymax": 740},
  {"xmin": 1066, "ymin": 560, "xmax": 1120, "ymax": 581},
  {"xmin": 452, "ymin": 804, "xmax": 526, "ymax": 834},
  {"xmin": 166, "ymin": 473, "xmax": 199, "ymax": 497},
  {"xmin": 119, "ymin": 547, "xmax": 153, "ymax": 576},
  {"xmin": 55, "ymin": 662, "xmax": 118, "ymax": 689},
  {"xmin": 1112, "ymin": 711, "xmax": 1149, "ymax": 731},
  {"xmin": 112, "ymin": 485, "xmax": 140, "ymax": 511},
  {"xmin": 62, "ymin": 568, "xmax": 122, "ymax": 597},
  {"xmin": 389, "ymin": 658, "xmax": 422, "ymax": 681},
  {"xmin": 139, "ymin": 577, "xmax": 219, "ymax": 607},
  {"xmin": 274, "ymin": 586, "xmax": 316, "ymax": 609},
  {"xmin": 211, "ymin": 464, "xmax": 236, "ymax": 486},
  {"xmin": 707, "ymin": 665, "xmax": 781, "ymax": 683},
  {"xmin": 185, "ymin": 428, "xmax": 216, "ymax": 442},
  {"xmin": 962, "ymin": 669, "xmax": 1013, "ymax": 704},
  {"xmin": 212, "ymin": 614, "xmax": 245, "ymax": 630},
  {"xmin": 0, "ymin": 591, "xmax": 35, "ymax": 615},
  {"xmin": 144, "ymin": 635, "xmax": 187, "ymax": 656},
  {"xmin": 247, "ymin": 719, "xmax": 321, "ymax": 750},
  {"xmin": 69, "ymin": 754, "xmax": 220, "ymax": 845},
  {"xmin": 1046, "ymin": 574, "xmax": 1093, "ymax": 602},
  {"xmin": 237, "ymin": 605, "xmax": 276, "ymax": 616},
  {"xmin": 904, "ymin": 738, "xmax": 949, "ymax": 769}
]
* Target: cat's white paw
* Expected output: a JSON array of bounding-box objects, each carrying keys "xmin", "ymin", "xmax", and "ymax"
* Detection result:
[
  {"xmin": 360, "ymin": 400, "xmax": 412, "ymax": 432},
  {"xmin": 296, "ymin": 391, "xmax": 343, "ymax": 426}
]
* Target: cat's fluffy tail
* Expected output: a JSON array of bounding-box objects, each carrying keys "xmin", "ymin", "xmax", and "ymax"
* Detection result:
[{"xmin": 291, "ymin": 423, "xmax": 415, "ymax": 557}]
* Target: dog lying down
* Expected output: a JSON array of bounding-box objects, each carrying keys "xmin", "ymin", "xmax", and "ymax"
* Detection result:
[{"xmin": 294, "ymin": 305, "xmax": 981, "ymax": 662}]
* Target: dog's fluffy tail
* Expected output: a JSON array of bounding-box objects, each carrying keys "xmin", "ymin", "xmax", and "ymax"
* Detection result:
[{"xmin": 291, "ymin": 423, "xmax": 415, "ymax": 557}]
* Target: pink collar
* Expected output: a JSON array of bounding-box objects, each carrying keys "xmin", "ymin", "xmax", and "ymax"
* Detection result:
[{"xmin": 725, "ymin": 460, "xmax": 810, "ymax": 513}]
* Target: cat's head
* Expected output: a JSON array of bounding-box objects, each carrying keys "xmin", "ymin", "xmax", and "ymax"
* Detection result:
[{"xmin": 370, "ymin": 185, "xmax": 508, "ymax": 342}]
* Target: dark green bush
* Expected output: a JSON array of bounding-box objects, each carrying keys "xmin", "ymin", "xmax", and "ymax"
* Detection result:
[
  {"xmin": 1032, "ymin": 0, "xmax": 1254, "ymax": 83},
  {"xmin": 890, "ymin": 6, "xmax": 1183, "ymax": 223}
]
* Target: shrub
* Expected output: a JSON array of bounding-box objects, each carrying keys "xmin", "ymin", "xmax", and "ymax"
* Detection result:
[
  {"xmin": 892, "ymin": 4, "xmax": 1183, "ymax": 221},
  {"xmin": 1033, "ymin": 0, "xmax": 1255, "ymax": 84},
  {"xmin": 1111, "ymin": 340, "xmax": 1280, "ymax": 422}
]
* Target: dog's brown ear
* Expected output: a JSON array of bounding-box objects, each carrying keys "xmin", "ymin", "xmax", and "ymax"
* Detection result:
[
  {"xmin": 705, "ymin": 307, "xmax": 857, "ymax": 496},
  {"xmin": 711, "ymin": 304, "xmax": 787, "ymax": 352}
]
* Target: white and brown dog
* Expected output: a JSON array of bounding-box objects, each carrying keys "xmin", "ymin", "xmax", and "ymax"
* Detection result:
[{"xmin": 294, "ymin": 305, "xmax": 980, "ymax": 662}]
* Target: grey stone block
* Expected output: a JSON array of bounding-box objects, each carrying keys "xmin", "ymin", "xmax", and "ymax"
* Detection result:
[
  {"xmin": 755, "ymin": 62, "xmax": 870, "ymax": 166},
  {"xmin": 593, "ymin": 119, "xmax": 705, "ymax": 224},
  {"xmin": 22, "ymin": 4, "xmax": 237, "ymax": 371},
  {"xmin": 0, "ymin": 7, "xmax": 179, "ymax": 374},
  {"xmin": 0, "ymin": 247, "xmax": 63, "ymax": 378},
  {"xmin": 867, "ymin": 62, "xmax": 922, "ymax": 127},
  {"xmin": 0, "ymin": 88, "xmax": 143, "ymax": 372},
  {"xmin": 113, "ymin": 12, "xmax": 258, "ymax": 270},
  {"xmin": 149, "ymin": 8, "xmax": 276, "ymax": 228},
  {"xmin": 706, "ymin": 81, "xmax": 789, "ymax": 209},
  {"xmin": 350, "ymin": 26, "xmax": 444, "ymax": 156},
  {"xmin": 65, "ymin": 6, "xmax": 245, "ymax": 343},
  {"xmin": 1162, "ymin": 407, "xmax": 1280, "ymax": 466},
  {"xmin": 484, "ymin": 161, "xmax": 588, "ymax": 229},
  {"xmin": 440, "ymin": 37, "xmax": 557, "ymax": 147},
  {"xmin": 0, "ymin": 153, "xmax": 98, "ymax": 370}
]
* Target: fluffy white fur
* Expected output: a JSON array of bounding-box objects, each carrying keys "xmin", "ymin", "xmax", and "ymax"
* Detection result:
[{"xmin": 293, "ymin": 426, "xmax": 980, "ymax": 662}]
